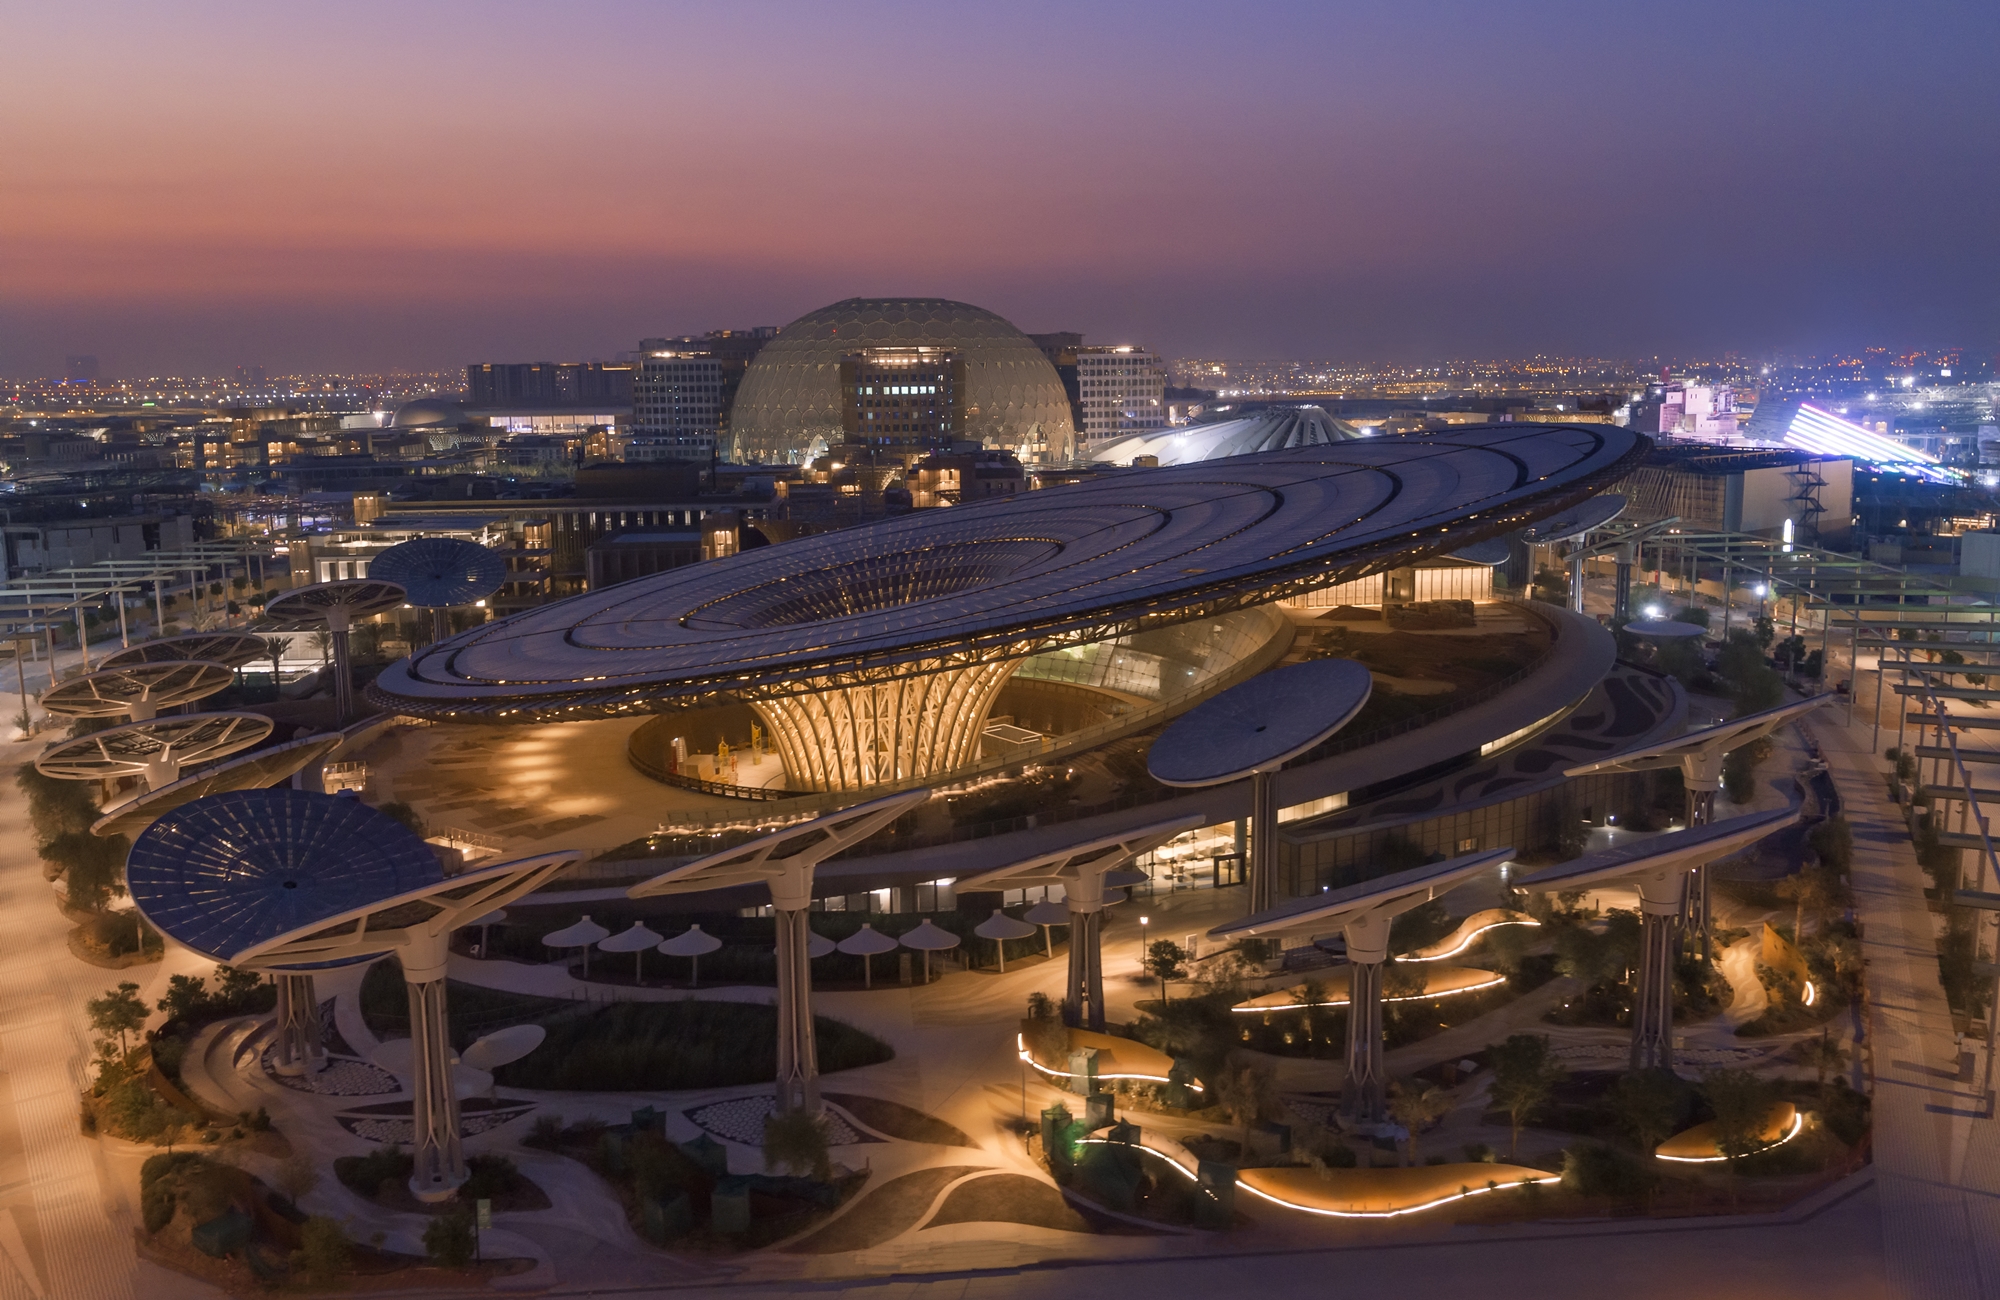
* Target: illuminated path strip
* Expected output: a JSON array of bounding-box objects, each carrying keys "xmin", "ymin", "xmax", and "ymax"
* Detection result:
[
  {"xmin": 1395, "ymin": 917, "xmax": 1540, "ymax": 962},
  {"xmin": 1236, "ymin": 1172, "xmax": 1563, "ymax": 1220},
  {"xmin": 1655, "ymin": 1111, "xmax": 1805, "ymax": 1165},
  {"xmin": 1231, "ymin": 973, "xmax": 1507, "ymax": 1013},
  {"xmin": 1018, "ymin": 1036, "xmax": 1205, "ymax": 1093}
]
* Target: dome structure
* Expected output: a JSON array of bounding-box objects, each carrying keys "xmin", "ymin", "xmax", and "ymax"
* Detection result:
[
  {"xmin": 728, "ymin": 298, "xmax": 1075, "ymax": 464},
  {"xmin": 391, "ymin": 398, "xmax": 470, "ymax": 429},
  {"xmin": 1089, "ymin": 405, "xmax": 1365, "ymax": 467}
]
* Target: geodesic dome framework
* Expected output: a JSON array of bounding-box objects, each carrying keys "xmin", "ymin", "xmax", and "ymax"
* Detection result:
[{"xmin": 728, "ymin": 298, "xmax": 1076, "ymax": 464}]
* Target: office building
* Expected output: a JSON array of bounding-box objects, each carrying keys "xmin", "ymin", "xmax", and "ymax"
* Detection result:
[
  {"xmin": 1077, "ymin": 346, "xmax": 1166, "ymax": 445},
  {"xmin": 465, "ymin": 362, "xmax": 633, "ymax": 409}
]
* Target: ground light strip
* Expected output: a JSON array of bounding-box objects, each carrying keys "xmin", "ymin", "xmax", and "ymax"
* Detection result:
[
  {"xmin": 1230, "ymin": 974, "xmax": 1509, "ymax": 1013},
  {"xmin": 1654, "ymin": 1110, "xmax": 1805, "ymax": 1164},
  {"xmin": 1017, "ymin": 1035, "xmax": 1205, "ymax": 1093},
  {"xmin": 1236, "ymin": 1172, "xmax": 1564, "ymax": 1219},
  {"xmin": 1395, "ymin": 919, "xmax": 1541, "ymax": 962},
  {"xmin": 1803, "ymin": 980, "xmax": 1817, "ymax": 1006},
  {"xmin": 1075, "ymin": 1137, "xmax": 1208, "ymax": 1186}
]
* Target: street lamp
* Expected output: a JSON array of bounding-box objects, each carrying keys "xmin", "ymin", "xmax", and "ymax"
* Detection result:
[{"xmin": 1139, "ymin": 915, "xmax": 1149, "ymax": 966}]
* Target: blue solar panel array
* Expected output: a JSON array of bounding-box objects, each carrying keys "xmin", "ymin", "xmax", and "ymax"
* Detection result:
[
  {"xmin": 367, "ymin": 537, "xmax": 507, "ymax": 609},
  {"xmin": 127, "ymin": 790, "xmax": 444, "ymax": 962}
]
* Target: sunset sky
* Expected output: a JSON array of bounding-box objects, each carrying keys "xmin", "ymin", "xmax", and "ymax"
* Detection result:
[{"xmin": 5, "ymin": 0, "xmax": 1997, "ymax": 374}]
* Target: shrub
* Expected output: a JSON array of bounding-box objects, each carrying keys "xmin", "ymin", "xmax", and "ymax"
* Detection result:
[
  {"xmin": 459, "ymin": 1154, "xmax": 523, "ymax": 1203},
  {"xmin": 338, "ymin": 1145, "xmax": 413, "ymax": 1200},
  {"xmin": 293, "ymin": 1216, "xmax": 352, "ymax": 1282},
  {"xmin": 763, "ymin": 1109, "xmax": 832, "ymax": 1181},
  {"xmin": 1562, "ymin": 1141, "xmax": 1656, "ymax": 1199},
  {"xmin": 423, "ymin": 1208, "xmax": 476, "ymax": 1268}
]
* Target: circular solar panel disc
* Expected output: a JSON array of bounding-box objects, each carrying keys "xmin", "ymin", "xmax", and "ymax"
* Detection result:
[
  {"xmin": 126, "ymin": 789, "xmax": 443, "ymax": 963},
  {"xmin": 1149, "ymin": 657, "xmax": 1374, "ymax": 786},
  {"xmin": 36, "ymin": 712, "xmax": 274, "ymax": 785},
  {"xmin": 1522, "ymin": 492, "xmax": 1626, "ymax": 544},
  {"xmin": 263, "ymin": 580, "xmax": 407, "ymax": 630},
  {"xmin": 41, "ymin": 661, "xmax": 234, "ymax": 719},
  {"xmin": 90, "ymin": 733, "xmax": 343, "ymax": 838},
  {"xmin": 102, "ymin": 633, "xmax": 269, "ymax": 670},
  {"xmin": 366, "ymin": 538, "xmax": 506, "ymax": 609}
]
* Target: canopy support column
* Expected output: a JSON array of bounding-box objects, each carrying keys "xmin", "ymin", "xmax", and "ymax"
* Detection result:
[
  {"xmin": 402, "ymin": 935, "xmax": 465, "ymax": 1203},
  {"xmin": 1614, "ymin": 541, "xmax": 1635, "ymax": 622},
  {"xmin": 771, "ymin": 863, "xmax": 821, "ymax": 1115},
  {"xmin": 1248, "ymin": 769, "xmax": 1279, "ymax": 915},
  {"xmin": 1632, "ymin": 875, "xmax": 1686, "ymax": 1073},
  {"xmin": 272, "ymin": 973, "xmax": 324, "ymax": 1076},
  {"xmin": 327, "ymin": 606, "xmax": 355, "ymax": 725},
  {"xmin": 1681, "ymin": 750, "xmax": 1724, "ymax": 959},
  {"xmin": 1340, "ymin": 911, "xmax": 1390, "ymax": 1127}
]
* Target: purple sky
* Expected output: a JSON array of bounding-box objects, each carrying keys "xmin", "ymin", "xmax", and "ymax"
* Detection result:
[{"xmin": 5, "ymin": 0, "xmax": 1997, "ymax": 374}]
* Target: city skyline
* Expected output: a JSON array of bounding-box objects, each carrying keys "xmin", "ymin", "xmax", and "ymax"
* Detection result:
[{"xmin": 6, "ymin": 1, "xmax": 1997, "ymax": 375}]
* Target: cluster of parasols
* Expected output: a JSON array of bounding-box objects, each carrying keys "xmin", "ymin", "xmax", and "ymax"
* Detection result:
[{"xmin": 529, "ymin": 901, "xmax": 1075, "ymax": 990}]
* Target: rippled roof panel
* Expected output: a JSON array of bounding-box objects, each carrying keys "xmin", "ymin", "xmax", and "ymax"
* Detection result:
[
  {"xmin": 1089, "ymin": 405, "xmax": 1365, "ymax": 466},
  {"xmin": 370, "ymin": 426, "xmax": 1646, "ymax": 723}
]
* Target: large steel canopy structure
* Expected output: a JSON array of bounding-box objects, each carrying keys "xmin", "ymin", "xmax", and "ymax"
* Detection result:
[
  {"xmin": 41, "ymin": 661, "xmax": 234, "ymax": 720},
  {"xmin": 366, "ymin": 537, "xmax": 506, "ymax": 642},
  {"xmin": 127, "ymin": 790, "xmax": 577, "ymax": 1199},
  {"xmin": 36, "ymin": 713, "xmax": 274, "ymax": 789},
  {"xmin": 265, "ymin": 580, "xmax": 406, "ymax": 724},
  {"xmin": 90, "ymin": 733, "xmax": 345, "ymax": 838},
  {"xmin": 629, "ymin": 790, "xmax": 927, "ymax": 1114},
  {"xmin": 1209, "ymin": 848, "xmax": 1513, "ymax": 1127},
  {"xmin": 1563, "ymin": 694, "xmax": 1829, "ymax": 954},
  {"xmin": 1516, "ymin": 805, "xmax": 1798, "ymax": 1071},
  {"xmin": 956, "ymin": 815, "xmax": 1204, "ymax": 1031},
  {"xmin": 1149, "ymin": 657, "xmax": 1373, "ymax": 914},
  {"xmin": 101, "ymin": 632, "xmax": 269, "ymax": 670},
  {"xmin": 373, "ymin": 427, "xmax": 1645, "ymax": 793}
]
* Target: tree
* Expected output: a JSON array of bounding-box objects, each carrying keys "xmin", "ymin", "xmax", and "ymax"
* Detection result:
[
  {"xmin": 87, "ymin": 982, "xmax": 147, "ymax": 1054},
  {"xmin": 308, "ymin": 630, "xmax": 334, "ymax": 666},
  {"xmin": 422, "ymin": 1207, "xmax": 476, "ymax": 1268},
  {"xmin": 1488, "ymin": 1033, "xmax": 1565, "ymax": 1155},
  {"xmin": 1776, "ymin": 868, "xmax": 1837, "ymax": 940},
  {"xmin": 1215, "ymin": 1059, "xmax": 1278, "ymax": 1164},
  {"xmin": 261, "ymin": 635, "xmax": 289, "ymax": 685},
  {"xmin": 1386, "ymin": 1080, "xmax": 1452, "ymax": 1164},
  {"xmin": 1701, "ymin": 1068, "xmax": 1778, "ymax": 1177},
  {"xmin": 273, "ymin": 1153, "xmax": 319, "ymax": 1207},
  {"xmin": 156, "ymin": 974, "xmax": 209, "ymax": 1023},
  {"xmin": 763, "ymin": 1108, "xmax": 832, "ymax": 1181},
  {"xmin": 1717, "ymin": 631, "xmax": 1785, "ymax": 716},
  {"xmin": 1792, "ymin": 1030, "xmax": 1848, "ymax": 1093},
  {"xmin": 1607, "ymin": 1068, "xmax": 1682, "ymax": 1155},
  {"xmin": 1143, "ymin": 939, "xmax": 1189, "ymax": 1006}
]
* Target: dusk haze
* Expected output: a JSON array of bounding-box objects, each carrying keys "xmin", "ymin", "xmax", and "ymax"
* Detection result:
[{"xmin": 2, "ymin": 5, "xmax": 1997, "ymax": 1299}]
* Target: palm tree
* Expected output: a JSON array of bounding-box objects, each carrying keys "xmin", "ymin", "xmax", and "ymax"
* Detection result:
[
  {"xmin": 308, "ymin": 630, "xmax": 334, "ymax": 665},
  {"xmin": 1387, "ymin": 1080, "xmax": 1452, "ymax": 1164},
  {"xmin": 262, "ymin": 636, "xmax": 289, "ymax": 687},
  {"xmin": 1216, "ymin": 1059, "xmax": 1278, "ymax": 1164}
]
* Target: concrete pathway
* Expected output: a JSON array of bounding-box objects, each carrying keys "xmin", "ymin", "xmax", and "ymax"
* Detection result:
[{"xmin": 1815, "ymin": 677, "xmax": 2000, "ymax": 1298}]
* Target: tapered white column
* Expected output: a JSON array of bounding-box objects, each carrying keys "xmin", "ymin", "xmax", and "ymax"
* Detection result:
[
  {"xmin": 1340, "ymin": 911, "xmax": 1390, "ymax": 1125},
  {"xmin": 1248, "ymin": 769, "xmax": 1280, "ymax": 914},
  {"xmin": 1681, "ymin": 749, "xmax": 1723, "ymax": 957},
  {"xmin": 1631, "ymin": 870, "xmax": 1687, "ymax": 1073},
  {"xmin": 327, "ymin": 605, "xmax": 355, "ymax": 725},
  {"xmin": 401, "ymin": 933, "xmax": 465, "ymax": 1202},
  {"xmin": 1062, "ymin": 868, "xmax": 1109, "ymax": 1032},
  {"xmin": 272, "ymin": 973, "xmax": 324, "ymax": 1076},
  {"xmin": 770, "ymin": 862, "xmax": 820, "ymax": 1115}
]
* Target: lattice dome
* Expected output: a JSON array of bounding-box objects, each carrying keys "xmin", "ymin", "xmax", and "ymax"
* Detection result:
[{"xmin": 728, "ymin": 298, "xmax": 1076, "ymax": 464}]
